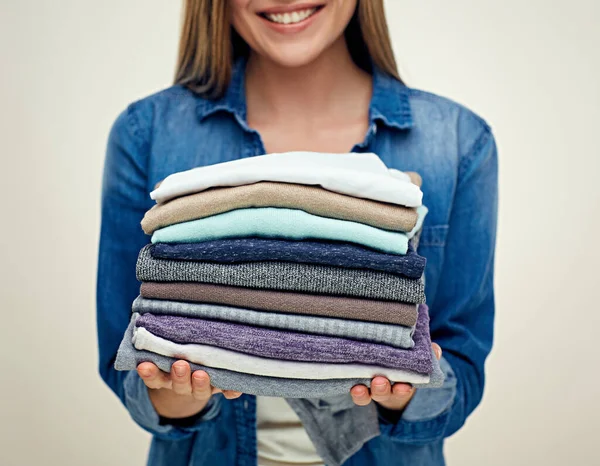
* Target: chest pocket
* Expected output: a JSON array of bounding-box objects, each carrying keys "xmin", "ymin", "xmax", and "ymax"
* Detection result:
[
  {"xmin": 416, "ymin": 224, "xmax": 449, "ymax": 305},
  {"xmin": 418, "ymin": 225, "xmax": 449, "ymax": 248}
]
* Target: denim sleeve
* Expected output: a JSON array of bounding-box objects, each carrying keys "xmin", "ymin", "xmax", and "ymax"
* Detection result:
[
  {"xmin": 380, "ymin": 111, "xmax": 498, "ymax": 443},
  {"xmin": 97, "ymin": 103, "xmax": 221, "ymax": 439}
]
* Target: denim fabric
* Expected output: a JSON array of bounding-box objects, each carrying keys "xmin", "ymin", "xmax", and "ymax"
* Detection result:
[{"xmin": 97, "ymin": 58, "xmax": 497, "ymax": 465}]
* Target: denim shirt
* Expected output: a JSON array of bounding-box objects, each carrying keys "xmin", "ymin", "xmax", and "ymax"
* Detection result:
[{"xmin": 97, "ymin": 59, "xmax": 497, "ymax": 466}]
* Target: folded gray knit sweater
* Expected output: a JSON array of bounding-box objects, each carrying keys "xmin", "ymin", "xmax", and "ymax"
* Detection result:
[{"xmin": 136, "ymin": 245, "xmax": 425, "ymax": 303}]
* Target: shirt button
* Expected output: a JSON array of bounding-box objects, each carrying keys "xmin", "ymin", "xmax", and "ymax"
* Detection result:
[{"xmin": 244, "ymin": 400, "xmax": 249, "ymax": 410}]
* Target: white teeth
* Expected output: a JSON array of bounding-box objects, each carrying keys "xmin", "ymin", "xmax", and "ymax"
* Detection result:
[{"xmin": 265, "ymin": 8, "xmax": 317, "ymax": 25}]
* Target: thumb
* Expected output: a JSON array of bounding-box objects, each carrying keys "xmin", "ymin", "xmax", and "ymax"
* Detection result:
[{"xmin": 432, "ymin": 343, "xmax": 442, "ymax": 360}]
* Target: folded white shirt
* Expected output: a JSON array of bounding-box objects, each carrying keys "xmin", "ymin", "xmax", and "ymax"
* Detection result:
[
  {"xmin": 132, "ymin": 326, "xmax": 430, "ymax": 384},
  {"xmin": 150, "ymin": 152, "xmax": 423, "ymax": 207}
]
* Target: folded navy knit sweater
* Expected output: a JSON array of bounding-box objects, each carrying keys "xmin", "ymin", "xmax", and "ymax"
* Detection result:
[{"xmin": 150, "ymin": 238, "xmax": 426, "ymax": 279}]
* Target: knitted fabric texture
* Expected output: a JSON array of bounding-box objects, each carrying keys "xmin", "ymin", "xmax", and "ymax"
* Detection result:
[
  {"xmin": 115, "ymin": 315, "xmax": 445, "ymax": 397},
  {"xmin": 135, "ymin": 304, "xmax": 433, "ymax": 374},
  {"xmin": 136, "ymin": 245, "xmax": 426, "ymax": 303},
  {"xmin": 133, "ymin": 296, "xmax": 415, "ymax": 348},
  {"xmin": 140, "ymin": 282, "xmax": 419, "ymax": 326},
  {"xmin": 150, "ymin": 238, "xmax": 426, "ymax": 279},
  {"xmin": 133, "ymin": 326, "xmax": 427, "ymax": 383},
  {"xmin": 149, "ymin": 151, "xmax": 423, "ymax": 206},
  {"xmin": 150, "ymin": 206, "xmax": 428, "ymax": 256},
  {"xmin": 142, "ymin": 181, "xmax": 419, "ymax": 235}
]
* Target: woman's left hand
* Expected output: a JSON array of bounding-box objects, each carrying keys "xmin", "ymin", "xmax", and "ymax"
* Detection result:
[{"xmin": 350, "ymin": 343, "xmax": 442, "ymax": 411}]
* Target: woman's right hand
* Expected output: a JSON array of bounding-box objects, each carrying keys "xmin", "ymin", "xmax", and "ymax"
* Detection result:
[{"xmin": 137, "ymin": 360, "xmax": 242, "ymax": 419}]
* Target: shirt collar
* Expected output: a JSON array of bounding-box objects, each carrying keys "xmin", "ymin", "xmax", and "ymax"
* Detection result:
[
  {"xmin": 369, "ymin": 66, "xmax": 413, "ymax": 130},
  {"xmin": 196, "ymin": 57, "xmax": 413, "ymax": 131}
]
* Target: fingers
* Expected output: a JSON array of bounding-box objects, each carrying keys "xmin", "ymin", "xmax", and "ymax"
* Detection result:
[
  {"xmin": 171, "ymin": 361, "xmax": 192, "ymax": 395},
  {"xmin": 191, "ymin": 370, "xmax": 212, "ymax": 402},
  {"xmin": 389, "ymin": 382, "xmax": 415, "ymax": 408},
  {"xmin": 369, "ymin": 377, "xmax": 393, "ymax": 403},
  {"xmin": 373, "ymin": 377, "xmax": 414, "ymax": 410},
  {"xmin": 369, "ymin": 377, "xmax": 414, "ymax": 407},
  {"xmin": 350, "ymin": 384, "xmax": 372, "ymax": 406},
  {"xmin": 432, "ymin": 343, "xmax": 442, "ymax": 360},
  {"xmin": 391, "ymin": 383, "xmax": 414, "ymax": 398},
  {"xmin": 350, "ymin": 377, "xmax": 415, "ymax": 410},
  {"xmin": 189, "ymin": 370, "xmax": 242, "ymax": 400},
  {"xmin": 222, "ymin": 390, "xmax": 243, "ymax": 400},
  {"xmin": 138, "ymin": 361, "xmax": 244, "ymax": 401},
  {"xmin": 371, "ymin": 382, "xmax": 415, "ymax": 411},
  {"xmin": 137, "ymin": 362, "xmax": 172, "ymax": 390}
]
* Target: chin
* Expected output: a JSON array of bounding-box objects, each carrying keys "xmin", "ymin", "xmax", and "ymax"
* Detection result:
[
  {"xmin": 231, "ymin": 0, "xmax": 356, "ymax": 68},
  {"xmin": 261, "ymin": 41, "xmax": 328, "ymax": 68}
]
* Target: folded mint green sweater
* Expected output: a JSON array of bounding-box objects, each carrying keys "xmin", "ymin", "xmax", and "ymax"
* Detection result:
[{"xmin": 151, "ymin": 206, "xmax": 427, "ymax": 255}]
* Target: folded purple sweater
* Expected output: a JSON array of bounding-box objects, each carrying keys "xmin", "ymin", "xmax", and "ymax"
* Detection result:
[
  {"xmin": 150, "ymin": 238, "xmax": 426, "ymax": 279},
  {"xmin": 135, "ymin": 304, "xmax": 433, "ymax": 374}
]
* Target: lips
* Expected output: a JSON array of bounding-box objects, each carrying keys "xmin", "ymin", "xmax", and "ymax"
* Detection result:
[{"xmin": 259, "ymin": 4, "xmax": 325, "ymax": 26}]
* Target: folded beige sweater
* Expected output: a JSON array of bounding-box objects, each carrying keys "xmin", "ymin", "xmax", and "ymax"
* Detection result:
[
  {"xmin": 142, "ymin": 177, "xmax": 421, "ymax": 235},
  {"xmin": 140, "ymin": 282, "xmax": 419, "ymax": 327}
]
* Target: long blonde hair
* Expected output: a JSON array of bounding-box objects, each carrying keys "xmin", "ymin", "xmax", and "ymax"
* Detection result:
[{"xmin": 175, "ymin": 1, "xmax": 402, "ymax": 98}]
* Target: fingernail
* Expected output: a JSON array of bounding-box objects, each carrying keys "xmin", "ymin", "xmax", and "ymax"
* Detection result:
[
  {"xmin": 173, "ymin": 364, "xmax": 186, "ymax": 377},
  {"xmin": 434, "ymin": 345, "xmax": 442, "ymax": 360},
  {"xmin": 372, "ymin": 382, "xmax": 386, "ymax": 393},
  {"xmin": 396, "ymin": 384, "xmax": 413, "ymax": 395},
  {"xmin": 193, "ymin": 374, "xmax": 207, "ymax": 386},
  {"xmin": 353, "ymin": 387, "xmax": 367, "ymax": 397}
]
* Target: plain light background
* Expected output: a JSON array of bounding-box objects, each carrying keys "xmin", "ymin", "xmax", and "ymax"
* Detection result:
[{"xmin": 1, "ymin": 0, "xmax": 599, "ymax": 465}]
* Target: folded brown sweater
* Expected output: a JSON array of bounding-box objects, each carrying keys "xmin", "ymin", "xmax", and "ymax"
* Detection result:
[
  {"xmin": 141, "ymin": 181, "xmax": 420, "ymax": 235},
  {"xmin": 140, "ymin": 282, "xmax": 418, "ymax": 327}
]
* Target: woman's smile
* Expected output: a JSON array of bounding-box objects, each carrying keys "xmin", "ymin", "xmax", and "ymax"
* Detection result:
[
  {"xmin": 230, "ymin": 0, "xmax": 356, "ymax": 67},
  {"xmin": 258, "ymin": 3, "xmax": 326, "ymax": 33}
]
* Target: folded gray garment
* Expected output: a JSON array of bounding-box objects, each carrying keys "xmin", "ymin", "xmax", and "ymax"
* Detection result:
[
  {"xmin": 115, "ymin": 316, "xmax": 444, "ymax": 397},
  {"xmin": 136, "ymin": 245, "xmax": 426, "ymax": 303},
  {"xmin": 133, "ymin": 297, "xmax": 415, "ymax": 349}
]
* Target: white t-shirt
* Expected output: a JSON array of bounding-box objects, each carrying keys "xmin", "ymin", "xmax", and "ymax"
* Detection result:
[
  {"xmin": 256, "ymin": 396, "xmax": 325, "ymax": 466},
  {"xmin": 150, "ymin": 151, "xmax": 422, "ymax": 207}
]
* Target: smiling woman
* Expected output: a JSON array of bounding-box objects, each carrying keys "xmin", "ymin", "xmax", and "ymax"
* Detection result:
[
  {"xmin": 232, "ymin": 1, "xmax": 356, "ymax": 70},
  {"xmin": 175, "ymin": 0, "xmax": 401, "ymax": 98},
  {"xmin": 97, "ymin": 0, "xmax": 497, "ymax": 465}
]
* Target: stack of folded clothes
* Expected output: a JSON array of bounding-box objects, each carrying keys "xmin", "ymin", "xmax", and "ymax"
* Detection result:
[{"xmin": 115, "ymin": 152, "xmax": 444, "ymax": 397}]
